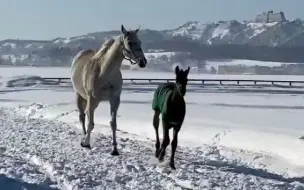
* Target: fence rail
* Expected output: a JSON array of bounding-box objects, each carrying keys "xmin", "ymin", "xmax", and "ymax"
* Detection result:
[{"xmin": 42, "ymin": 77, "xmax": 304, "ymax": 87}]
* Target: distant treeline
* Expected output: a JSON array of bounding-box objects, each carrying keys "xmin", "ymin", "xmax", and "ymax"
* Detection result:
[{"xmin": 40, "ymin": 37, "xmax": 304, "ymax": 64}]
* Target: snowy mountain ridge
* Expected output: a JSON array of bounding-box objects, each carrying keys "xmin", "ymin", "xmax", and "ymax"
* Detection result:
[
  {"xmin": 2, "ymin": 19, "xmax": 304, "ymax": 49},
  {"xmin": 1, "ymin": 19, "xmax": 304, "ymax": 66}
]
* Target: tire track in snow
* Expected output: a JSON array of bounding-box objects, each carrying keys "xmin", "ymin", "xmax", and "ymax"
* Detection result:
[
  {"xmin": 0, "ymin": 151, "xmax": 60, "ymax": 189},
  {"xmin": 0, "ymin": 107, "xmax": 303, "ymax": 190}
]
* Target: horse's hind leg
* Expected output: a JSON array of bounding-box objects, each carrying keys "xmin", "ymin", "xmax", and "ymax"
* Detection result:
[
  {"xmin": 76, "ymin": 93, "xmax": 87, "ymax": 135},
  {"xmin": 80, "ymin": 95, "xmax": 96, "ymax": 149},
  {"xmin": 158, "ymin": 120, "xmax": 170, "ymax": 162},
  {"xmin": 109, "ymin": 95, "xmax": 120, "ymax": 156},
  {"xmin": 169, "ymin": 125, "xmax": 181, "ymax": 170},
  {"xmin": 153, "ymin": 110, "xmax": 161, "ymax": 157}
]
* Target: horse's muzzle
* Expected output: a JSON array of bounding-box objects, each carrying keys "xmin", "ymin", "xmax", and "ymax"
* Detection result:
[{"xmin": 138, "ymin": 58, "xmax": 147, "ymax": 68}]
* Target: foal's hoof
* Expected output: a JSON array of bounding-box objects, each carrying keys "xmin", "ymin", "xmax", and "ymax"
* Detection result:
[
  {"xmin": 158, "ymin": 151, "xmax": 165, "ymax": 162},
  {"xmin": 111, "ymin": 149, "xmax": 119, "ymax": 156},
  {"xmin": 169, "ymin": 162, "xmax": 176, "ymax": 170},
  {"xmin": 158, "ymin": 155, "xmax": 165, "ymax": 162},
  {"xmin": 80, "ymin": 142, "xmax": 91, "ymax": 149}
]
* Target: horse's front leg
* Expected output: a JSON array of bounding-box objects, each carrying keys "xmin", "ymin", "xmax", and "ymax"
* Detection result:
[
  {"xmin": 80, "ymin": 95, "xmax": 96, "ymax": 149},
  {"xmin": 158, "ymin": 120, "xmax": 170, "ymax": 162},
  {"xmin": 153, "ymin": 110, "xmax": 161, "ymax": 158},
  {"xmin": 170, "ymin": 125, "xmax": 181, "ymax": 170},
  {"xmin": 76, "ymin": 93, "xmax": 87, "ymax": 136},
  {"xmin": 109, "ymin": 95, "xmax": 120, "ymax": 156}
]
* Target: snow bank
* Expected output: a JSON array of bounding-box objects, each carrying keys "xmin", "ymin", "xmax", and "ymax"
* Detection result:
[
  {"xmin": 1, "ymin": 75, "xmax": 59, "ymax": 88},
  {"xmin": 0, "ymin": 107, "xmax": 303, "ymax": 189}
]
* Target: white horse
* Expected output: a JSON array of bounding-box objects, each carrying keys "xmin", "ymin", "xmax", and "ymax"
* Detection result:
[{"xmin": 70, "ymin": 25, "xmax": 147, "ymax": 155}]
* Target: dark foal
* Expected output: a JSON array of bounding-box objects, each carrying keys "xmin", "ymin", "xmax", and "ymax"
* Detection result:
[{"xmin": 152, "ymin": 65, "xmax": 190, "ymax": 169}]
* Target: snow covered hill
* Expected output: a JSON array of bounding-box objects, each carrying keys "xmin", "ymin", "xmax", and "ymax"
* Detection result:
[
  {"xmin": 1, "ymin": 19, "xmax": 304, "ymax": 50},
  {"xmin": 166, "ymin": 20, "xmax": 304, "ymax": 46}
]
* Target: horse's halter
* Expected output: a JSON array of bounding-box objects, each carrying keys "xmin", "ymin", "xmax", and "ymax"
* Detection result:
[{"xmin": 120, "ymin": 35, "xmax": 138, "ymax": 65}]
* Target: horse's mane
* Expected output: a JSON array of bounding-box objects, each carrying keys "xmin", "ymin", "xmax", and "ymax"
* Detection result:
[{"xmin": 91, "ymin": 38, "xmax": 115, "ymax": 60}]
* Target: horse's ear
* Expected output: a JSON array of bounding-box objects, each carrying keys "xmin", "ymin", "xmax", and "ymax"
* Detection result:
[
  {"xmin": 121, "ymin": 25, "xmax": 128, "ymax": 35},
  {"xmin": 175, "ymin": 65, "xmax": 180, "ymax": 75}
]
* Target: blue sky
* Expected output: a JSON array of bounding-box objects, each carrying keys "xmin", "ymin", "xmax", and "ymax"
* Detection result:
[{"xmin": 0, "ymin": 0, "xmax": 302, "ymax": 40}]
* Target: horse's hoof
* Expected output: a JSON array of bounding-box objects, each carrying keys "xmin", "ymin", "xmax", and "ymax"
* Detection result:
[
  {"xmin": 158, "ymin": 151, "xmax": 165, "ymax": 162},
  {"xmin": 169, "ymin": 162, "xmax": 176, "ymax": 170},
  {"xmin": 80, "ymin": 142, "xmax": 91, "ymax": 149},
  {"xmin": 158, "ymin": 155, "xmax": 165, "ymax": 162},
  {"xmin": 155, "ymin": 150, "xmax": 160, "ymax": 158},
  {"xmin": 111, "ymin": 149, "xmax": 119, "ymax": 156}
]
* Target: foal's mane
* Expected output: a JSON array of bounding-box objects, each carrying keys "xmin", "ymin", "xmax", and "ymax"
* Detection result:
[{"xmin": 91, "ymin": 38, "xmax": 116, "ymax": 60}]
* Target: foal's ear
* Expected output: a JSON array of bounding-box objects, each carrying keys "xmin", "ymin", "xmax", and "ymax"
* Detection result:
[
  {"xmin": 135, "ymin": 25, "xmax": 140, "ymax": 33},
  {"xmin": 185, "ymin": 66, "xmax": 190, "ymax": 75},
  {"xmin": 121, "ymin": 24, "xmax": 128, "ymax": 35},
  {"xmin": 175, "ymin": 65, "xmax": 180, "ymax": 75}
]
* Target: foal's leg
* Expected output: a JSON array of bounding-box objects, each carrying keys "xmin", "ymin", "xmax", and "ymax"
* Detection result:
[
  {"xmin": 169, "ymin": 125, "xmax": 181, "ymax": 170},
  {"xmin": 153, "ymin": 110, "xmax": 161, "ymax": 157},
  {"xmin": 80, "ymin": 95, "xmax": 96, "ymax": 149},
  {"xmin": 76, "ymin": 93, "xmax": 87, "ymax": 135},
  {"xmin": 158, "ymin": 120, "xmax": 170, "ymax": 162},
  {"xmin": 109, "ymin": 95, "xmax": 120, "ymax": 156}
]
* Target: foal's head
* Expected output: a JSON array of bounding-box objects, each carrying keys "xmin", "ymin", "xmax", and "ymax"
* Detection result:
[
  {"xmin": 175, "ymin": 65, "xmax": 190, "ymax": 96},
  {"xmin": 120, "ymin": 25, "xmax": 147, "ymax": 68}
]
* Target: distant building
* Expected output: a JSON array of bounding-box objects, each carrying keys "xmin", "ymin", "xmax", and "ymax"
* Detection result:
[
  {"xmin": 251, "ymin": 66, "xmax": 272, "ymax": 75},
  {"xmin": 216, "ymin": 64, "xmax": 304, "ymax": 75},
  {"xmin": 217, "ymin": 65, "xmax": 248, "ymax": 75},
  {"xmin": 217, "ymin": 65, "xmax": 276, "ymax": 75},
  {"xmin": 255, "ymin": 10, "xmax": 286, "ymax": 23}
]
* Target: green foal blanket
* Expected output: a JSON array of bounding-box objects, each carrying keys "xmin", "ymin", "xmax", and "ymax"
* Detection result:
[{"xmin": 152, "ymin": 82, "xmax": 185, "ymax": 125}]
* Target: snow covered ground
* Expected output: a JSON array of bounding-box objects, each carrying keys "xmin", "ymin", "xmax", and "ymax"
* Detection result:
[{"xmin": 0, "ymin": 67, "xmax": 304, "ymax": 189}]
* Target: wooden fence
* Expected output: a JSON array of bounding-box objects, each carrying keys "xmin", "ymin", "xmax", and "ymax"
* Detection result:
[{"xmin": 42, "ymin": 77, "xmax": 304, "ymax": 87}]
